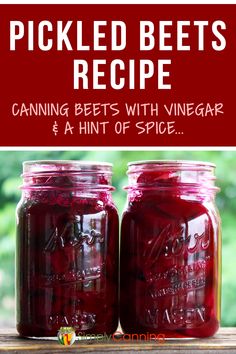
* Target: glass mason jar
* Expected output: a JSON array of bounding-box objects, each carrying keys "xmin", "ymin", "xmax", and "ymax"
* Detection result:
[
  {"xmin": 16, "ymin": 160, "xmax": 119, "ymax": 337},
  {"xmin": 120, "ymin": 160, "xmax": 221, "ymax": 338}
]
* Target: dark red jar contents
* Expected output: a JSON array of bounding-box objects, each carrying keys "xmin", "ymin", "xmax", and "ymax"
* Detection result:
[
  {"xmin": 16, "ymin": 161, "xmax": 119, "ymax": 337},
  {"xmin": 120, "ymin": 161, "xmax": 221, "ymax": 338}
]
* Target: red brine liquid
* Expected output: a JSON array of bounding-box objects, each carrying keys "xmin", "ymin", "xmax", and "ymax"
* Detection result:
[
  {"xmin": 120, "ymin": 161, "xmax": 221, "ymax": 338},
  {"xmin": 16, "ymin": 161, "xmax": 119, "ymax": 337}
]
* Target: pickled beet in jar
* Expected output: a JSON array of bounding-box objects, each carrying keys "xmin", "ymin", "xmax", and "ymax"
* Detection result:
[
  {"xmin": 120, "ymin": 160, "xmax": 221, "ymax": 338},
  {"xmin": 16, "ymin": 161, "xmax": 119, "ymax": 337}
]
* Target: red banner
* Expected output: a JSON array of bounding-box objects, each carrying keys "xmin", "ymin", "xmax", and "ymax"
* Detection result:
[{"xmin": 0, "ymin": 5, "xmax": 235, "ymax": 146}]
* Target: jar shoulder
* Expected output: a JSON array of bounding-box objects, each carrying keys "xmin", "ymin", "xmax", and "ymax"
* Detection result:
[
  {"xmin": 123, "ymin": 195, "xmax": 219, "ymax": 217},
  {"xmin": 16, "ymin": 196, "xmax": 118, "ymax": 218}
]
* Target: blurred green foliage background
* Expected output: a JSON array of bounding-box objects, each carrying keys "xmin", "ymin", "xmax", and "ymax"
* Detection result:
[{"xmin": 0, "ymin": 150, "xmax": 235, "ymax": 327}]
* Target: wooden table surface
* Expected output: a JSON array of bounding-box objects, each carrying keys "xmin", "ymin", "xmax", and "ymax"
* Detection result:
[{"xmin": 0, "ymin": 327, "xmax": 236, "ymax": 353}]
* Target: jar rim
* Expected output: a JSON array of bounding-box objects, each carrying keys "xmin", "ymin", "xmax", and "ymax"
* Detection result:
[
  {"xmin": 23, "ymin": 160, "xmax": 113, "ymax": 174},
  {"xmin": 127, "ymin": 160, "xmax": 216, "ymax": 168},
  {"xmin": 125, "ymin": 159, "xmax": 219, "ymax": 193}
]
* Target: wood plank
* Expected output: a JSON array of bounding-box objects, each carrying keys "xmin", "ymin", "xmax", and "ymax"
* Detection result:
[{"xmin": 0, "ymin": 327, "xmax": 236, "ymax": 353}]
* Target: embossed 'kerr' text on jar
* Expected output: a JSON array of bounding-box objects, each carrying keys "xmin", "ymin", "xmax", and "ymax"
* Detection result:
[
  {"xmin": 16, "ymin": 161, "xmax": 119, "ymax": 337},
  {"xmin": 120, "ymin": 160, "xmax": 221, "ymax": 338}
]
